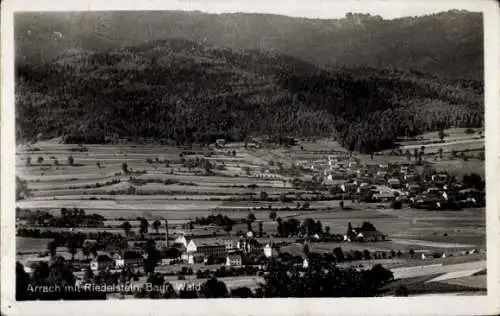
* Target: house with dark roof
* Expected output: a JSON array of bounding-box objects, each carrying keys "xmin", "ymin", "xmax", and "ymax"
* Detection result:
[
  {"xmin": 355, "ymin": 230, "xmax": 386, "ymax": 242},
  {"xmin": 90, "ymin": 254, "xmax": 114, "ymax": 271},
  {"xmin": 114, "ymin": 250, "xmax": 144, "ymax": 268},
  {"xmin": 344, "ymin": 222, "xmax": 387, "ymax": 242},
  {"xmin": 215, "ymin": 139, "xmax": 226, "ymax": 148},
  {"xmin": 387, "ymin": 178, "xmax": 401, "ymax": 189}
]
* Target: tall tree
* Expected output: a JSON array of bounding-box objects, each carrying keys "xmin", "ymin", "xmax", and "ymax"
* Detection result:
[
  {"xmin": 82, "ymin": 246, "xmax": 90, "ymax": 260},
  {"xmin": 202, "ymin": 277, "xmax": 229, "ymax": 298},
  {"xmin": 47, "ymin": 240, "xmax": 57, "ymax": 258},
  {"xmin": 269, "ymin": 211, "xmax": 277, "ymax": 221},
  {"xmin": 276, "ymin": 218, "xmax": 284, "ymax": 236},
  {"xmin": 139, "ymin": 218, "xmax": 149, "ymax": 239},
  {"xmin": 90, "ymin": 243, "xmax": 99, "ymax": 258},
  {"xmin": 224, "ymin": 225, "xmax": 232, "ymax": 236},
  {"xmin": 152, "ymin": 219, "xmax": 161, "ymax": 234},
  {"xmin": 438, "ymin": 129, "xmax": 445, "ymax": 142},
  {"xmin": 122, "ymin": 221, "xmax": 132, "ymax": 238},
  {"xmin": 247, "ymin": 213, "xmax": 256, "ymax": 223},
  {"xmin": 67, "ymin": 240, "xmax": 78, "ymax": 262}
]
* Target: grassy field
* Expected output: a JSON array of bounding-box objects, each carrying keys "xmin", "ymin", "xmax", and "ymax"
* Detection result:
[
  {"xmin": 431, "ymin": 160, "xmax": 485, "ymax": 178},
  {"xmin": 17, "ymin": 237, "xmax": 53, "ymax": 253},
  {"xmin": 16, "ymin": 139, "xmax": 486, "ymax": 274}
]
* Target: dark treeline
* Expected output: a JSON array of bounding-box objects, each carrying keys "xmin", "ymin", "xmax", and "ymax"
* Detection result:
[
  {"xmin": 193, "ymin": 214, "xmax": 236, "ymax": 227},
  {"xmin": 16, "ymin": 228, "xmax": 128, "ymax": 250},
  {"xmin": 16, "ymin": 39, "xmax": 483, "ymax": 152},
  {"xmin": 17, "ymin": 207, "xmax": 105, "ymax": 227}
]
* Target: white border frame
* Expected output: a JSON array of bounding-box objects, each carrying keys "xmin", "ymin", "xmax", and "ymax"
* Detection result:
[{"xmin": 2, "ymin": 1, "xmax": 499, "ymax": 315}]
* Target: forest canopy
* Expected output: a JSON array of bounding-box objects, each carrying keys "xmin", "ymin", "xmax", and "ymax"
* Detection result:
[{"xmin": 15, "ymin": 39, "xmax": 483, "ymax": 153}]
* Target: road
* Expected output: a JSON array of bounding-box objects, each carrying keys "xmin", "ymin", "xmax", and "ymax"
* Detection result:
[
  {"xmin": 400, "ymin": 138, "xmax": 483, "ymax": 150},
  {"xmin": 391, "ymin": 260, "xmax": 486, "ymax": 279}
]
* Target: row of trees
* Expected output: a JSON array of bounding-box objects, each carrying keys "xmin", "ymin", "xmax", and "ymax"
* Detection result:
[
  {"xmin": 275, "ymin": 217, "xmax": 325, "ymax": 237},
  {"xmin": 192, "ymin": 214, "xmax": 236, "ymax": 227},
  {"xmin": 19, "ymin": 208, "xmax": 105, "ymax": 228},
  {"xmin": 16, "ymin": 229, "xmax": 129, "ymax": 251},
  {"xmin": 26, "ymin": 156, "xmax": 75, "ymax": 166},
  {"xmin": 16, "ymin": 254, "xmax": 394, "ymax": 300}
]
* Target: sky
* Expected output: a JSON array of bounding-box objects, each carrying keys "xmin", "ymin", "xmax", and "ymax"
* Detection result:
[{"xmin": 6, "ymin": 0, "xmax": 486, "ymax": 20}]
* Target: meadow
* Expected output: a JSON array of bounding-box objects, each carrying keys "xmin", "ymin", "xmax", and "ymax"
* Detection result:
[{"xmin": 16, "ymin": 138, "xmax": 486, "ymax": 271}]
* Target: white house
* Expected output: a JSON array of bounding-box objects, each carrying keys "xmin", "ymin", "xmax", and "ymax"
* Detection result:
[
  {"xmin": 187, "ymin": 252, "xmax": 205, "ymax": 265},
  {"xmin": 302, "ymin": 258, "xmax": 309, "ymax": 269},
  {"xmin": 263, "ymin": 244, "xmax": 279, "ymax": 258},
  {"xmin": 186, "ymin": 240, "xmax": 197, "ymax": 253},
  {"xmin": 174, "ymin": 235, "xmax": 188, "ymax": 248}
]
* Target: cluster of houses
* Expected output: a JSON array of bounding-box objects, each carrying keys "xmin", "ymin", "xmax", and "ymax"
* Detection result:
[
  {"xmin": 172, "ymin": 234, "xmax": 278, "ymax": 267},
  {"xmin": 22, "ymin": 233, "xmax": 284, "ymax": 276},
  {"xmin": 320, "ymin": 157, "xmax": 484, "ymax": 209},
  {"xmin": 250, "ymin": 169, "xmax": 284, "ymax": 179}
]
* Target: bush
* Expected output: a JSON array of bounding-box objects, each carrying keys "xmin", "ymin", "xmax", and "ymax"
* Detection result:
[
  {"xmin": 391, "ymin": 200, "xmax": 403, "ymax": 209},
  {"xmin": 231, "ymin": 286, "xmax": 254, "ymax": 298},
  {"xmin": 362, "ymin": 249, "xmax": 371, "ymax": 260},
  {"xmin": 395, "ymin": 285, "xmax": 409, "ymax": 297}
]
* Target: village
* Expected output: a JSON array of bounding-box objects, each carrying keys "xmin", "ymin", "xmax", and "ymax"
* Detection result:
[{"xmin": 15, "ymin": 131, "xmax": 486, "ymax": 298}]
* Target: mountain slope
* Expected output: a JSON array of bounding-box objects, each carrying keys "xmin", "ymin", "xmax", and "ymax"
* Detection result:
[
  {"xmin": 15, "ymin": 39, "xmax": 483, "ymax": 152},
  {"xmin": 15, "ymin": 10, "xmax": 483, "ymax": 80}
]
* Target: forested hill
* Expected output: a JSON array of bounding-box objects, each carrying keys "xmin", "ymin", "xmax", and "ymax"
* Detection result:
[
  {"xmin": 16, "ymin": 39, "xmax": 483, "ymax": 152},
  {"xmin": 15, "ymin": 10, "xmax": 482, "ymax": 80}
]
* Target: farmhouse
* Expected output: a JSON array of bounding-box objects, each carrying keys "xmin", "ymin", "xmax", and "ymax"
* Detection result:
[
  {"xmin": 22, "ymin": 258, "xmax": 51, "ymax": 274},
  {"xmin": 406, "ymin": 183, "xmax": 421, "ymax": 194},
  {"xmin": 114, "ymin": 250, "xmax": 143, "ymax": 268},
  {"xmin": 187, "ymin": 252, "xmax": 206, "ymax": 264},
  {"xmin": 387, "ymin": 178, "xmax": 401, "ymax": 189},
  {"xmin": 263, "ymin": 244, "xmax": 279, "ymax": 258},
  {"xmin": 90, "ymin": 254, "xmax": 114, "ymax": 271},
  {"xmin": 345, "ymin": 222, "xmax": 387, "ymax": 242},
  {"xmin": 355, "ymin": 230, "xmax": 386, "ymax": 242},
  {"xmin": 215, "ymin": 139, "xmax": 226, "ymax": 148},
  {"xmin": 173, "ymin": 235, "xmax": 188, "ymax": 248},
  {"xmin": 372, "ymin": 190, "xmax": 395, "ymax": 202},
  {"xmin": 431, "ymin": 173, "xmax": 449, "ymax": 184}
]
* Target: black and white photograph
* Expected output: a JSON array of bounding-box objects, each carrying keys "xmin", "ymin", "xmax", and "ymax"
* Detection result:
[{"xmin": 1, "ymin": 0, "xmax": 499, "ymax": 315}]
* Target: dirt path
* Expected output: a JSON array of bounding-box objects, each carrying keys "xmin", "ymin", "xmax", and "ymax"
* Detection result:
[{"xmin": 391, "ymin": 260, "xmax": 486, "ymax": 279}]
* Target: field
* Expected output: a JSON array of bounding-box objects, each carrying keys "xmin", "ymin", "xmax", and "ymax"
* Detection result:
[{"xmin": 16, "ymin": 137, "xmax": 487, "ymax": 293}]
